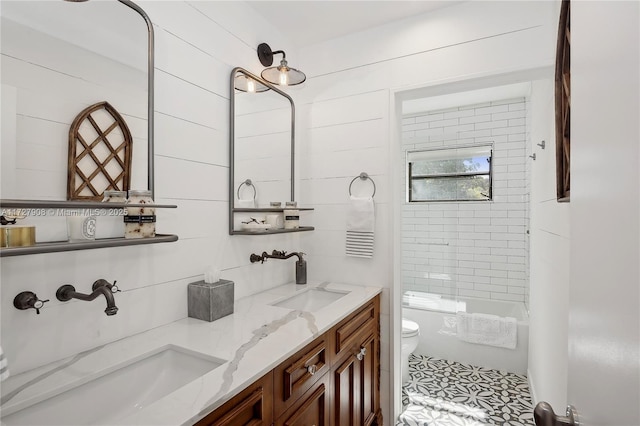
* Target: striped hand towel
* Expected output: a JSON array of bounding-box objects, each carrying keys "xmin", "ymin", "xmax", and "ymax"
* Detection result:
[
  {"xmin": 0, "ymin": 346, "xmax": 9, "ymax": 381},
  {"xmin": 346, "ymin": 196, "xmax": 375, "ymax": 258}
]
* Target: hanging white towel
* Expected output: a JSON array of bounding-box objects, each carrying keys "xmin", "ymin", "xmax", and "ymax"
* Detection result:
[
  {"xmin": 346, "ymin": 196, "xmax": 375, "ymax": 258},
  {"xmin": 0, "ymin": 346, "xmax": 9, "ymax": 382},
  {"xmin": 456, "ymin": 312, "xmax": 517, "ymax": 350},
  {"xmin": 236, "ymin": 199, "xmax": 255, "ymax": 208}
]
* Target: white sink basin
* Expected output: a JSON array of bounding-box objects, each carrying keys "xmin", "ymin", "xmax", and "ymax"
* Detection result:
[
  {"xmin": 2, "ymin": 345, "xmax": 225, "ymax": 425},
  {"xmin": 271, "ymin": 288, "xmax": 349, "ymax": 312}
]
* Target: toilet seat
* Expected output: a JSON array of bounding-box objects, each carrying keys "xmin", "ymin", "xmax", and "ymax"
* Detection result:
[{"xmin": 402, "ymin": 318, "xmax": 420, "ymax": 338}]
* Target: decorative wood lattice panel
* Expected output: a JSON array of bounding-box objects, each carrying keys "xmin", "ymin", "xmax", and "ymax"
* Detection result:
[
  {"xmin": 67, "ymin": 102, "xmax": 132, "ymax": 201},
  {"xmin": 555, "ymin": 0, "xmax": 570, "ymax": 201}
]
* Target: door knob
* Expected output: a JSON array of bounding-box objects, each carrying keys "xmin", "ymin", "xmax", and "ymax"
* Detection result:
[{"xmin": 534, "ymin": 401, "xmax": 580, "ymax": 426}]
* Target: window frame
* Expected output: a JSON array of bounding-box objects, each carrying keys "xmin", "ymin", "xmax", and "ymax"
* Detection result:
[{"xmin": 406, "ymin": 144, "xmax": 494, "ymax": 203}]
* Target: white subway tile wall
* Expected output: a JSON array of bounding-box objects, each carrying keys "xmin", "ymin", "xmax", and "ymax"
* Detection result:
[{"xmin": 401, "ymin": 98, "xmax": 530, "ymax": 303}]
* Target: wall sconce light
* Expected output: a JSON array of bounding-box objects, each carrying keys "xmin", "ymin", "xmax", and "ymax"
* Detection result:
[
  {"xmin": 234, "ymin": 74, "xmax": 270, "ymax": 93},
  {"xmin": 257, "ymin": 42, "xmax": 306, "ymax": 86}
]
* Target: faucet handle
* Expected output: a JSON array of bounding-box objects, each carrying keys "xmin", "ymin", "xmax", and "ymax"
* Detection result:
[
  {"xmin": 110, "ymin": 280, "xmax": 121, "ymax": 293},
  {"xmin": 14, "ymin": 291, "xmax": 50, "ymax": 315}
]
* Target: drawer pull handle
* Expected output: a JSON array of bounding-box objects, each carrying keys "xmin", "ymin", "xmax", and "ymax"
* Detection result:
[
  {"xmin": 307, "ymin": 364, "xmax": 317, "ymax": 375},
  {"xmin": 356, "ymin": 347, "xmax": 366, "ymax": 361}
]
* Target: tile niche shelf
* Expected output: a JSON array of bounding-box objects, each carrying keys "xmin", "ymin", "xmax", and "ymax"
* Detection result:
[
  {"xmin": 0, "ymin": 199, "xmax": 178, "ymax": 257},
  {"xmin": 231, "ymin": 207, "xmax": 314, "ymax": 235}
]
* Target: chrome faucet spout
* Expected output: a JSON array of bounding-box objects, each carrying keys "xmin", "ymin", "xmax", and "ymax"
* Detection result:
[{"xmin": 56, "ymin": 280, "xmax": 119, "ymax": 316}]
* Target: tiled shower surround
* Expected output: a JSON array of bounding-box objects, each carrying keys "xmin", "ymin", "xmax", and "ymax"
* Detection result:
[{"xmin": 401, "ymin": 98, "xmax": 529, "ymax": 303}]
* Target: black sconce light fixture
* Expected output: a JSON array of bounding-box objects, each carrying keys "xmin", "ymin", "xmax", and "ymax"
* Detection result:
[{"xmin": 257, "ymin": 42, "xmax": 306, "ymax": 86}]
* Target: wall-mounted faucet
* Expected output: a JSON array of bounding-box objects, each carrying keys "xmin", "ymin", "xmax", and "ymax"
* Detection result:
[
  {"xmin": 250, "ymin": 250, "xmax": 307, "ymax": 284},
  {"xmin": 56, "ymin": 279, "xmax": 120, "ymax": 316}
]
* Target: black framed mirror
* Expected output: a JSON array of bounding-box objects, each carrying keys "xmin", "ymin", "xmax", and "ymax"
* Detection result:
[
  {"xmin": 0, "ymin": 0, "xmax": 155, "ymax": 201},
  {"xmin": 229, "ymin": 67, "xmax": 295, "ymax": 233}
]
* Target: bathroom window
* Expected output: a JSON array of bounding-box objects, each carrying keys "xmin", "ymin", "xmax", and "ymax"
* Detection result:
[{"xmin": 407, "ymin": 145, "xmax": 492, "ymax": 202}]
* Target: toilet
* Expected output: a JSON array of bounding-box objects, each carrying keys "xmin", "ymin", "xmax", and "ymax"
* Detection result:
[{"xmin": 401, "ymin": 318, "xmax": 420, "ymax": 383}]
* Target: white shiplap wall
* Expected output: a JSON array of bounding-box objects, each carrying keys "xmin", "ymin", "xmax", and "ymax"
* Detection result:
[
  {"xmin": 527, "ymin": 77, "xmax": 570, "ymax": 408},
  {"xmin": 0, "ymin": 1, "xmax": 306, "ymax": 376},
  {"xmin": 296, "ymin": 1, "xmax": 558, "ymax": 420},
  {"xmin": 1, "ymin": 1, "xmax": 564, "ymax": 422},
  {"xmin": 401, "ymin": 98, "xmax": 530, "ymax": 303}
]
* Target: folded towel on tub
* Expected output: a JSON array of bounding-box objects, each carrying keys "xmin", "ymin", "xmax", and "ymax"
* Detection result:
[{"xmin": 456, "ymin": 311, "xmax": 517, "ymax": 349}]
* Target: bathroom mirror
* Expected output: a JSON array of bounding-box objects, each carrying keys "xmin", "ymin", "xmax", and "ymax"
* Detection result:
[
  {"xmin": 0, "ymin": 0, "xmax": 154, "ymax": 201},
  {"xmin": 230, "ymin": 67, "xmax": 294, "ymax": 211}
]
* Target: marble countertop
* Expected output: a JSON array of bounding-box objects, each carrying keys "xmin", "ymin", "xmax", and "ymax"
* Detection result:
[{"xmin": 1, "ymin": 281, "xmax": 382, "ymax": 425}]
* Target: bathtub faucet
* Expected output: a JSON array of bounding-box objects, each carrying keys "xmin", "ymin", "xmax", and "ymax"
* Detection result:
[{"xmin": 249, "ymin": 250, "xmax": 307, "ymax": 284}]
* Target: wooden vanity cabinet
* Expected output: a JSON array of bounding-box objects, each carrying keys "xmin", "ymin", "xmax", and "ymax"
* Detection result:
[
  {"xmin": 273, "ymin": 332, "xmax": 332, "ymax": 415},
  {"xmin": 194, "ymin": 372, "xmax": 273, "ymax": 426},
  {"xmin": 195, "ymin": 295, "xmax": 381, "ymax": 426},
  {"xmin": 331, "ymin": 296, "xmax": 381, "ymax": 426},
  {"xmin": 274, "ymin": 373, "xmax": 331, "ymax": 426}
]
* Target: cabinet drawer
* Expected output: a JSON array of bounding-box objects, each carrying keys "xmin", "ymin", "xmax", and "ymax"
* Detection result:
[
  {"xmin": 275, "ymin": 373, "xmax": 331, "ymax": 426},
  {"xmin": 274, "ymin": 333, "xmax": 331, "ymax": 414},
  {"xmin": 194, "ymin": 372, "xmax": 273, "ymax": 426},
  {"xmin": 333, "ymin": 299, "xmax": 377, "ymax": 361}
]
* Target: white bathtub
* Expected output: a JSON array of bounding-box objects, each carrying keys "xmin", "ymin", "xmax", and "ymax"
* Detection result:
[{"xmin": 402, "ymin": 292, "xmax": 529, "ymax": 374}]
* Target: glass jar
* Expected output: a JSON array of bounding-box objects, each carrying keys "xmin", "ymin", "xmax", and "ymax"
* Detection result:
[
  {"xmin": 95, "ymin": 190, "xmax": 127, "ymax": 239},
  {"xmin": 283, "ymin": 201, "xmax": 299, "ymax": 229},
  {"xmin": 102, "ymin": 190, "xmax": 127, "ymax": 203},
  {"xmin": 124, "ymin": 190, "xmax": 155, "ymax": 239}
]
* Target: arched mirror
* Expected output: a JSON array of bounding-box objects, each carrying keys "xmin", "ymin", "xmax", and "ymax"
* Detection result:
[
  {"xmin": 229, "ymin": 67, "xmax": 296, "ymax": 233},
  {"xmin": 0, "ymin": 0, "xmax": 154, "ymax": 201}
]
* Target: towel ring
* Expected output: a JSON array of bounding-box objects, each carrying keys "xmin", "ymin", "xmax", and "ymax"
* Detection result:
[
  {"xmin": 236, "ymin": 179, "xmax": 257, "ymax": 200},
  {"xmin": 348, "ymin": 172, "xmax": 376, "ymax": 197}
]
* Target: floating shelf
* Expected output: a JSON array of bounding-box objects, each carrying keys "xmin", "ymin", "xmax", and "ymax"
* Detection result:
[
  {"xmin": 233, "ymin": 207, "xmax": 314, "ymax": 213},
  {"xmin": 0, "ymin": 199, "xmax": 177, "ymax": 209},
  {"xmin": 0, "ymin": 234, "xmax": 179, "ymax": 257},
  {"xmin": 0, "ymin": 199, "xmax": 180, "ymax": 256},
  {"xmin": 231, "ymin": 226, "xmax": 314, "ymax": 236}
]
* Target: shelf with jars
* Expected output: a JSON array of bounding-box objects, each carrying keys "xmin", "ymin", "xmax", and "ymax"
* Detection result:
[{"xmin": 0, "ymin": 195, "xmax": 178, "ymax": 257}]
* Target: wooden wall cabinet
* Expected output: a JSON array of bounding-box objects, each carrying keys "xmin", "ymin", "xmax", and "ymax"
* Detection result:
[{"xmin": 195, "ymin": 295, "xmax": 381, "ymax": 426}]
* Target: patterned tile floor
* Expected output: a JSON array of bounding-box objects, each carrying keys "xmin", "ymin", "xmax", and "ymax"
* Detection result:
[{"xmin": 397, "ymin": 355, "xmax": 535, "ymax": 426}]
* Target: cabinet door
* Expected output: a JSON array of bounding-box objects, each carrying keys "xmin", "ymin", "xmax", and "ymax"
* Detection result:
[
  {"xmin": 333, "ymin": 333, "xmax": 380, "ymax": 426},
  {"xmin": 331, "ymin": 294, "xmax": 381, "ymax": 426},
  {"xmin": 275, "ymin": 373, "xmax": 330, "ymax": 426},
  {"xmin": 333, "ymin": 350, "xmax": 360, "ymax": 426},
  {"xmin": 194, "ymin": 372, "xmax": 273, "ymax": 426},
  {"xmin": 359, "ymin": 333, "xmax": 379, "ymax": 426}
]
